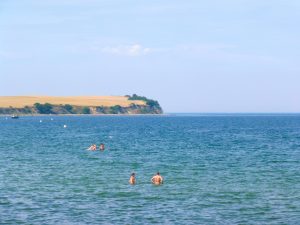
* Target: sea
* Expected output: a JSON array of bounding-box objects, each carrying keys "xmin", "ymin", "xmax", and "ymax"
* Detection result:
[{"xmin": 0, "ymin": 114, "xmax": 299, "ymax": 224}]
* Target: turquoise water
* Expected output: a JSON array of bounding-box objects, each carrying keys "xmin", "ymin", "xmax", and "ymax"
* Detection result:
[{"xmin": 1, "ymin": 115, "xmax": 300, "ymax": 224}]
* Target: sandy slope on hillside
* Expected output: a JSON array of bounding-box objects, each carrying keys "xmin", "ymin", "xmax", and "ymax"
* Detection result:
[{"xmin": 0, "ymin": 96, "xmax": 146, "ymax": 108}]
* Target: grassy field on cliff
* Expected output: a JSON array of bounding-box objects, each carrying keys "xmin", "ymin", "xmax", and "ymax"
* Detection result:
[{"xmin": 0, "ymin": 96, "xmax": 146, "ymax": 108}]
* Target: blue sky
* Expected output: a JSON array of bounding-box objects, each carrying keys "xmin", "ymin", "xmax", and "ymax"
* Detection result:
[{"xmin": 0, "ymin": 0, "xmax": 299, "ymax": 112}]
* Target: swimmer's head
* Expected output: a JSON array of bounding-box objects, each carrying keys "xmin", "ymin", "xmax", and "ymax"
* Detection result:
[
  {"xmin": 157, "ymin": 172, "xmax": 160, "ymax": 175},
  {"xmin": 131, "ymin": 173, "xmax": 135, "ymax": 176}
]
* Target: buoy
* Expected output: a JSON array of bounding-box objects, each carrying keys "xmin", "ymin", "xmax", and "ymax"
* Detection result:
[
  {"xmin": 40, "ymin": 120, "xmax": 42, "ymax": 123},
  {"xmin": 63, "ymin": 125, "xmax": 67, "ymax": 128}
]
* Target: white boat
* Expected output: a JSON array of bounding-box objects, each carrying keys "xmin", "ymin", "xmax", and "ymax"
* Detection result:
[{"xmin": 11, "ymin": 114, "xmax": 19, "ymax": 119}]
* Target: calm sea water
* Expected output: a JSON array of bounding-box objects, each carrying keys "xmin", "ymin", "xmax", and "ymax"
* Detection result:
[{"xmin": 0, "ymin": 115, "xmax": 300, "ymax": 224}]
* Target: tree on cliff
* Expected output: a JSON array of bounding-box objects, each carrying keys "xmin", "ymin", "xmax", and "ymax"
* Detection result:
[{"xmin": 34, "ymin": 103, "xmax": 53, "ymax": 114}]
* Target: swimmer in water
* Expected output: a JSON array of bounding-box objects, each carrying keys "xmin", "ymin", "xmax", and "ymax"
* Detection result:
[
  {"xmin": 151, "ymin": 172, "xmax": 163, "ymax": 185},
  {"xmin": 129, "ymin": 173, "xmax": 136, "ymax": 185},
  {"xmin": 99, "ymin": 143, "xmax": 105, "ymax": 151},
  {"xmin": 88, "ymin": 144, "xmax": 97, "ymax": 151}
]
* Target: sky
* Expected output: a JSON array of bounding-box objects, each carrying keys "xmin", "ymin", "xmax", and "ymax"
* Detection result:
[{"xmin": 0, "ymin": 0, "xmax": 300, "ymax": 112}]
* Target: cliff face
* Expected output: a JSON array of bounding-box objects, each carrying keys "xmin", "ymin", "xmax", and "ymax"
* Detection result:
[
  {"xmin": 0, "ymin": 104, "xmax": 162, "ymax": 115},
  {"xmin": 0, "ymin": 95, "xmax": 163, "ymax": 115}
]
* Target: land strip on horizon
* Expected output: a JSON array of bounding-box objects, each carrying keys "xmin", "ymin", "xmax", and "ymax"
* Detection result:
[{"xmin": 0, "ymin": 96, "xmax": 146, "ymax": 108}]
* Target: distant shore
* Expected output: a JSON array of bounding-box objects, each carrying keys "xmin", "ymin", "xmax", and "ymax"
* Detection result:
[
  {"xmin": 0, "ymin": 95, "xmax": 163, "ymax": 115},
  {"xmin": 0, "ymin": 113, "xmax": 167, "ymax": 117}
]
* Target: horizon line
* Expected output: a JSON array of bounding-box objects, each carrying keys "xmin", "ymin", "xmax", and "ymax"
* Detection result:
[{"xmin": 166, "ymin": 112, "xmax": 300, "ymax": 114}]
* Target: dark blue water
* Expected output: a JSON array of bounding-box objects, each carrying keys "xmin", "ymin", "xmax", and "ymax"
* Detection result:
[{"xmin": 1, "ymin": 115, "xmax": 300, "ymax": 224}]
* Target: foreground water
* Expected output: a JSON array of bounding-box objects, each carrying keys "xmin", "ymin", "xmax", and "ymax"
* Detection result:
[{"xmin": 0, "ymin": 114, "xmax": 299, "ymax": 224}]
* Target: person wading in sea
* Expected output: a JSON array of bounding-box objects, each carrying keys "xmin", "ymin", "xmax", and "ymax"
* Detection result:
[{"xmin": 151, "ymin": 172, "xmax": 163, "ymax": 185}]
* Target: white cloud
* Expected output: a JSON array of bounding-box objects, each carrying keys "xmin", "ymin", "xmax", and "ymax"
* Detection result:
[
  {"xmin": 69, "ymin": 40, "xmax": 280, "ymax": 65},
  {"xmin": 102, "ymin": 44, "xmax": 152, "ymax": 56}
]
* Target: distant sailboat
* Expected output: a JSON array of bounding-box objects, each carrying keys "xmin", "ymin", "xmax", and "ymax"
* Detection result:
[{"xmin": 11, "ymin": 114, "xmax": 19, "ymax": 119}]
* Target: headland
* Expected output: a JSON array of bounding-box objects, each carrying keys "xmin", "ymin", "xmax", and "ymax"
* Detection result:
[{"xmin": 0, "ymin": 94, "xmax": 163, "ymax": 115}]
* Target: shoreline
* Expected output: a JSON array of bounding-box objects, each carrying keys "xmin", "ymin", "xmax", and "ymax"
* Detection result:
[
  {"xmin": 0, "ymin": 113, "xmax": 167, "ymax": 117},
  {"xmin": 2, "ymin": 113, "xmax": 300, "ymax": 117}
]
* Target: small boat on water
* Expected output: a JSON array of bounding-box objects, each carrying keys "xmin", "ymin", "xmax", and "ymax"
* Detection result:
[{"xmin": 11, "ymin": 114, "xmax": 19, "ymax": 119}]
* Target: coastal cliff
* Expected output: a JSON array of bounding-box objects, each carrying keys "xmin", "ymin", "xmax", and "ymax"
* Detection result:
[{"xmin": 0, "ymin": 95, "xmax": 163, "ymax": 115}]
